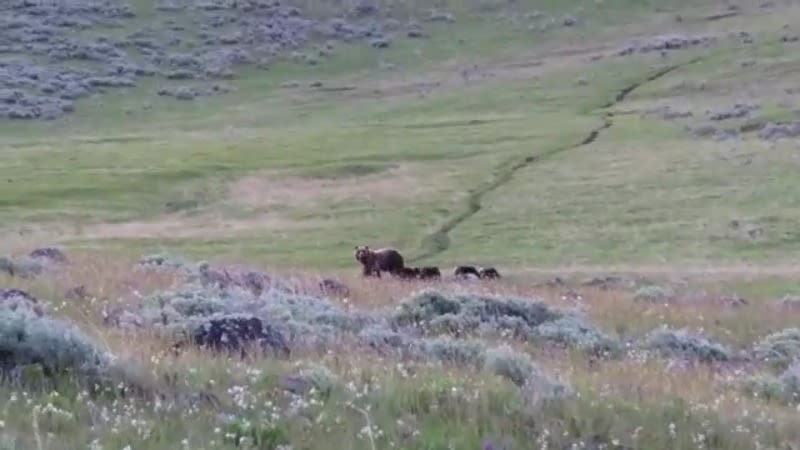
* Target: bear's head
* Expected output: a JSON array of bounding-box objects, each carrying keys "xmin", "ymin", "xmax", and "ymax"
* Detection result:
[{"xmin": 354, "ymin": 246, "xmax": 372, "ymax": 264}]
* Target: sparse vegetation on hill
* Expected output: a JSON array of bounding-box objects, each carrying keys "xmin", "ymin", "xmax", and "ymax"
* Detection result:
[
  {"xmin": 2, "ymin": 250, "xmax": 800, "ymax": 448},
  {"xmin": 4, "ymin": 0, "xmax": 800, "ymax": 447}
]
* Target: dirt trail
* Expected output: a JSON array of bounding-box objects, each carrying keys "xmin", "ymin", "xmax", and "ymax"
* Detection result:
[{"xmin": 409, "ymin": 57, "xmax": 704, "ymax": 264}]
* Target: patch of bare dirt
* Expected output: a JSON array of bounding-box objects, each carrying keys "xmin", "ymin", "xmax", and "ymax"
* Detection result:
[
  {"xmin": 78, "ymin": 215, "xmax": 328, "ymax": 240},
  {"xmin": 0, "ymin": 164, "xmax": 453, "ymax": 245},
  {"xmin": 226, "ymin": 164, "xmax": 448, "ymax": 209},
  {"xmin": 512, "ymin": 263, "xmax": 800, "ymax": 280},
  {"xmin": 340, "ymin": 43, "xmax": 610, "ymax": 104},
  {"xmin": 325, "ymin": 7, "xmax": 730, "ymax": 106},
  {"xmin": 0, "ymin": 215, "xmax": 335, "ymax": 247}
]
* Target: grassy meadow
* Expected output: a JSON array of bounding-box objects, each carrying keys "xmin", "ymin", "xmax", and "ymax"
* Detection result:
[{"xmin": 3, "ymin": 0, "xmax": 800, "ymax": 448}]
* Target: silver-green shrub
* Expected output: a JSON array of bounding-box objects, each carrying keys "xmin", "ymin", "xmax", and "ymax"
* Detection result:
[
  {"xmin": 484, "ymin": 344, "xmax": 537, "ymax": 386},
  {"xmin": 414, "ymin": 336, "xmax": 487, "ymax": 368},
  {"xmin": 0, "ymin": 289, "xmax": 45, "ymax": 317},
  {"xmin": 0, "ymin": 308, "xmax": 111, "ymax": 378},
  {"xmin": 533, "ymin": 315, "xmax": 621, "ymax": 356},
  {"xmin": 138, "ymin": 253, "xmax": 192, "ymax": 269},
  {"xmin": 743, "ymin": 360, "xmax": 800, "ymax": 405},
  {"xmin": 753, "ymin": 328, "xmax": 800, "ymax": 369},
  {"xmin": 136, "ymin": 281, "xmax": 384, "ymax": 351},
  {"xmin": 633, "ymin": 285, "xmax": 674, "ymax": 303},
  {"xmin": 0, "ymin": 255, "xmax": 45, "ymax": 279},
  {"xmin": 391, "ymin": 289, "xmax": 619, "ymax": 355},
  {"xmin": 643, "ymin": 327, "xmax": 732, "ymax": 362}
]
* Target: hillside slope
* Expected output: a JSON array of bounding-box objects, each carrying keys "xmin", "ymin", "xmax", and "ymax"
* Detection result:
[{"xmin": 1, "ymin": 0, "xmax": 799, "ymax": 271}]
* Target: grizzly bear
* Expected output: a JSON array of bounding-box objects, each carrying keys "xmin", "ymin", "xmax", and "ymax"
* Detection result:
[
  {"xmin": 419, "ymin": 266, "xmax": 441, "ymax": 280},
  {"xmin": 454, "ymin": 265, "xmax": 481, "ymax": 279},
  {"xmin": 354, "ymin": 245, "xmax": 405, "ymax": 278},
  {"xmin": 478, "ymin": 267, "xmax": 501, "ymax": 279}
]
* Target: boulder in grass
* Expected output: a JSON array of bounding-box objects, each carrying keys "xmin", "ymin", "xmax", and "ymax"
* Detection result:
[
  {"xmin": 0, "ymin": 289, "xmax": 45, "ymax": 317},
  {"xmin": 189, "ymin": 314, "xmax": 291, "ymax": 359},
  {"xmin": 29, "ymin": 247, "xmax": 68, "ymax": 264}
]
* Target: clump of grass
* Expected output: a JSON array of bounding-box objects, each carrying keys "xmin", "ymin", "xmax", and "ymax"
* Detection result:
[
  {"xmin": 222, "ymin": 420, "xmax": 291, "ymax": 449},
  {"xmin": 137, "ymin": 252, "xmax": 194, "ymax": 271},
  {"xmin": 358, "ymin": 324, "xmax": 408, "ymax": 355},
  {"xmin": 633, "ymin": 285, "xmax": 675, "ymax": 303},
  {"xmin": 285, "ymin": 362, "xmax": 341, "ymax": 398}
]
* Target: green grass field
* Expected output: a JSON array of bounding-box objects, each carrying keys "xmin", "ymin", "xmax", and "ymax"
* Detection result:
[
  {"xmin": 4, "ymin": 0, "xmax": 800, "ymax": 448},
  {"xmin": 8, "ymin": 0, "xmax": 797, "ymax": 270}
]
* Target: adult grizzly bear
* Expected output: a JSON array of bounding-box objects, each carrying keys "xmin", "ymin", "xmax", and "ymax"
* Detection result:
[{"xmin": 354, "ymin": 245, "xmax": 405, "ymax": 278}]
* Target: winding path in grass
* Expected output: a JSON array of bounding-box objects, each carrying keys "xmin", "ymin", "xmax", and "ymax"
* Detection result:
[{"xmin": 409, "ymin": 57, "xmax": 704, "ymax": 264}]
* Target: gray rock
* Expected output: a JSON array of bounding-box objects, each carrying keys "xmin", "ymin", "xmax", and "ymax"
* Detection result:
[
  {"xmin": 645, "ymin": 104, "xmax": 693, "ymax": 120},
  {"xmin": 758, "ymin": 121, "xmax": 800, "ymax": 141},
  {"xmin": 191, "ymin": 315, "xmax": 290, "ymax": 358},
  {"xmin": 0, "ymin": 288, "xmax": 45, "ymax": 317},
  {"xmin": 618, "ymin": 34, "xmax": 717, "ymax": 56},
  {"xmin": 166, "ymin": 69, "xmax": 196, "ymax": 80},
  {"xmin": 173, "ymin": 87, "xmax": 198, "ymax": 100},
  {"xmin": 427, "ymin": 12, "xmax": 455, "ymax": 23},
  {"xmin": 708, "ymin": 103, "xmax": 758, "ymax": 121},
  {"xmin": 370, "ymin": 37, "xmax": 391, "ymax": 48},
  {"xmin": 351, "ymin": 1, "xmax": 379, "ymax": 18},
  {"xmin": 29, "ymin": 247, "xmax": 67, "ymax": 264},
  {"xmin": 87, "ymin": 76, "xmax": 136, "ymax": 87}
]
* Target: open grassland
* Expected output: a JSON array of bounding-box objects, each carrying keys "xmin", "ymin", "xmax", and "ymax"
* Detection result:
[
  {"xmin": 4, "ymin": 0, "xmax": 800, "ymax": 448},
  {"xmin": 7, "ymin": 0, "xmax": 800, "ymax": 269}
]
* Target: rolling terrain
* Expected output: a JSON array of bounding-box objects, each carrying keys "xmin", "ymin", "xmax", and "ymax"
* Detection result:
[{"xmin": 3, "ymin": 0, "xmax": 800, "ymax": 448}]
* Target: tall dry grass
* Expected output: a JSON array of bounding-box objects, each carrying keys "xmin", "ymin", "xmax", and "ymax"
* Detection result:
[{"xmin": 2, "ymin": 249, "xmax": 800, "ymax": 448}]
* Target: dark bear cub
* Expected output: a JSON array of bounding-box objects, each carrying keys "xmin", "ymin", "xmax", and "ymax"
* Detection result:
[
  {"xmin": 419, "ymin": 266, "xmax": 441, "ymax": 280},
  {"xmin": 396, "ymin": 267, "xmax": 420, "ymax": 279},
  {"xmin": 478, "ymin": 267, "xmax": 501, "ymax": 279},
  {"xmin": 454, "ymin": 265, "xmax": 481, "ymax": 279},
  {"xmin": 354, "ymin": 245, "xmax": 406, "ymax": 278}
]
